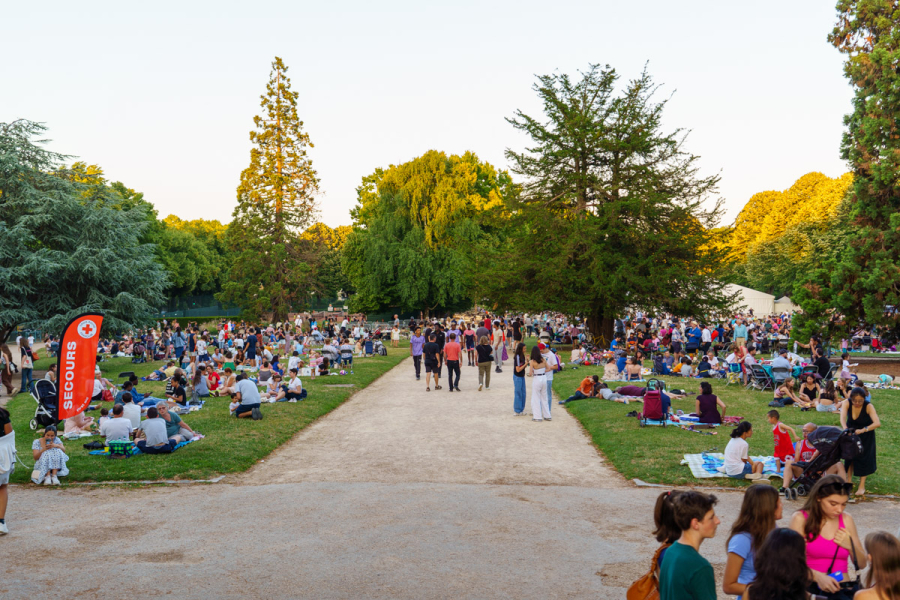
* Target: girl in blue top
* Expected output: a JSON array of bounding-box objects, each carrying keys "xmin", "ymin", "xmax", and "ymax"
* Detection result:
[{"xmin": 723, "ymin": 485, "xmax": 783, "ymax": 599}]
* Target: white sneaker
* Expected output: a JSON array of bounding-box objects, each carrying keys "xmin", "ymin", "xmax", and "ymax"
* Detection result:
[
  {"xmin": 51, "ymin": 476, "xmax": 61, "ymax": 485},
  {"xmin": 0, "ymin": 521, "xmax": 7, "ymax": 535},
  {"xmin": 623, "ymin": 398, "xmax": 629, "ymax": 405},
  {"xmin": 42, "ymin": 477, "xmax": 52, "ymax": 485},
  {"xmin": 485, "ymin": 387, "xmax": 490, "ymax": 390},
  {"xmin": 745, "ymin": 473, "xmax": 762, "ymax": 480}
]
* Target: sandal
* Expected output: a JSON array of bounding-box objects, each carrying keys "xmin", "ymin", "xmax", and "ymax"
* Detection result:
[{"xmin": 426, "ymin": 388, "xmax": 431, "ymax": 392}]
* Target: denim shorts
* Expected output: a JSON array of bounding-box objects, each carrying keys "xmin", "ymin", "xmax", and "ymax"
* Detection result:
[{"xmin": 728, "ymin": 463, "xmax": 753, "ymax": 479}]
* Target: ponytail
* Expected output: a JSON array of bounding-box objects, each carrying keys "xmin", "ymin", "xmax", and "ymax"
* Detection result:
[{"xmin": 731, "ymin": 421, "xmax": 752, "ymax": 439}]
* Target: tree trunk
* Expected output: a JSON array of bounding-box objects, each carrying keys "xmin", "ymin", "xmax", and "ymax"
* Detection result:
[{"xmin": 587, "ymin": 311, "xmax": 614, "ymax": 346}]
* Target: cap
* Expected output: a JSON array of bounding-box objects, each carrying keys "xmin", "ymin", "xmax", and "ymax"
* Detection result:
[
  {"xmin": 779, "ymin": 348, "xmax": 788, "ymax": 354},
  {"xmin": 538, "ymin": 343, "xmax": 547, "ymax": 350}
]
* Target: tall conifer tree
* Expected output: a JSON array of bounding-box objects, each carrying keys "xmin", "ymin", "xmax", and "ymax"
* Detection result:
[
  {"xmin": 218, "ymin": 57, "xmax": 319, "ymax": 321},
  {"xmin": 481, "ymin": 65, "xmax": 731, "ymax": 340}
]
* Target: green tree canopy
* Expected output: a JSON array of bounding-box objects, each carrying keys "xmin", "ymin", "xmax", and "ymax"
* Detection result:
[
  {"xmin": 0, "ymin": 120, "xmax": 167, "ymax": 343},
  {"xmin": 343, "ymin": 150, "xmax": 512, "ymax": 317},
  {"xmin": 218, "ymin": 57, "xmax": 319, "ymax": 321},
  {"xmin": 482, "ymin": 64, "xmax": 732, "ymax": 339}
]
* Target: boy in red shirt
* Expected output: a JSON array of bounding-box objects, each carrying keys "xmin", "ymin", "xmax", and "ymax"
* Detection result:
[
  {"xmin": 767, "ymin": 409, "xmax": 799, "ymax": 471},
  {"xmin": 443, "ymin": 333, "xmax": 463, "ymax": 392}
]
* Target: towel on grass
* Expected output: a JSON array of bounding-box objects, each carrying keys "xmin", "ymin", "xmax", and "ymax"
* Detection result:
[
  {"xmin": 89, "ymin": 434, "xmax": 204, "ymax": 456},
  {"xmin": 681, "ymin": 453, "xmax": 782, "ymax": 480}
]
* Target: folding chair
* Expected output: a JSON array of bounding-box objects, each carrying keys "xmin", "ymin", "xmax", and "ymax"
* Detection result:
[
  {"xmin": 771, "ymin": 366, "xmax": 791, "ymax": 385},
  {"xmin": 747, "ymin": 364, "xmax": 775, "ymax": 392},
  {"xmin": 823, "ymin": 364, "xmax": 839, "ymax": 382},
  {"xmin": 800, "ymin": 365, "xmax": 819, "ymax": 379}
]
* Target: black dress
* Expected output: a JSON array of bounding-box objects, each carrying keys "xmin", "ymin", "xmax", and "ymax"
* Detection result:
[{"xmin": 845, "ymin": 400, "xmax": 877, "ymax": 477}]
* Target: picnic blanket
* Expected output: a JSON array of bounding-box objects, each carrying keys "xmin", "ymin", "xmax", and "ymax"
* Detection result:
[
  {"xmin": 681, "ymin": 453, "xmax": 782, "ymax": 480},
  {"xmin": 88, "ymin": 434, "xmax": 204, "ymax": 456}
]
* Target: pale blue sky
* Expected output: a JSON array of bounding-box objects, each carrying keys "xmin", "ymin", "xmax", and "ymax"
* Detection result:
[{"xmin": 3, "ymin": 1, "xmax": 851, "ymax": 227}]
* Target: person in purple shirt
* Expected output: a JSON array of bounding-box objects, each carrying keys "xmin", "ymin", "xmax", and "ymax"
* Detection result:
[{"xmin": 410, "ymin": 327, "xmax": 426, "ymax": 381}]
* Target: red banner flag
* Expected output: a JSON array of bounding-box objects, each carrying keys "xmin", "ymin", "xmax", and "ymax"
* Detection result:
[{"xmin": 56, "ymin": 313, "xmax": 103, "ymax": 420}]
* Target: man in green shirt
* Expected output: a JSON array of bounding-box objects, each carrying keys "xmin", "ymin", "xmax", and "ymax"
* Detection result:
[{"xmin": 659, "ymin": 491, "xmax": 720, "ymax": 600}]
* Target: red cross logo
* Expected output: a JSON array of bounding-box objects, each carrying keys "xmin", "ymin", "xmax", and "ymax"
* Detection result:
[{"xmin": 77, "ymin": 320, "xmax": 97, "ymax": 339}]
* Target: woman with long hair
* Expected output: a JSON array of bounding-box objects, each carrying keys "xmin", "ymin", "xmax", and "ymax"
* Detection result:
[
  {"xmin": 651, "ymin": 490, "xmax": 682, "ymax": 570},
  {"xmin": 723, "ymin": 485, "xmax": 783, "ymax": 597},
  {"xmin": 857, "ymin": 531, "xmax": 900, "ymax": 600},
  {"xmin": 789, "ymin": 474, "xmax": 867, "ymax": 597},
  {"xmin": 512, "ymin": 342, "xmax": 527, "ymax": 416},
  {"xmin": 841, "ymin": 386, "xmax": 881, "ymax": 496},
  {"xmin": 743, "ymin": 528, "xmax": 808, "ymax": 600},
  {"xmin": 528, "ymin": 346, "xmax": 551, "ymax": 422}
]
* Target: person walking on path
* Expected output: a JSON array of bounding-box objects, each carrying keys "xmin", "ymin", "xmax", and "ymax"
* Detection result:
[
  {"xmin": 512, "ymin": 342, "xmax": 527, "ymax": 415},
  {"xmin": 444, "ymin": 333, "xmax": 462, "ymax": 392},
  {"xmin": 841, "ymin": 387, "xmax": 881, "ymax": 496},
  {"xmin": 0, "ymin": 406, "xmax": 12, "ymax": 534},
  {"xmin": 1, "ymin": 350, "xmax": 17, "ymax": 397},
  {"xmin": 540, "ymin": 343, "xmax": 559, "ymax": 415},
  {"xmin": 492, "ymin": 322, "xmax": 505, "ymax": 373},
  {"xmin": 475, "ymin": 336, "xmax": 493, "ymax": 391},
  {"xmin": 529, "ymin": 346, "xmax": 551, "ymax": 422},
  {"xmin": 19, "ymin": 340, "xmax": 36, "ymax": 394},
  {"xmin": 423, "ymin": 334, "xmax": 441, "ymax": 392},
  {"xmin": 410, "ymin": 328, "xmax": 425, "ymax": 381},
  {"xmin": 463, "ymin": 323, "xmax": 476, "ymax": 367}
]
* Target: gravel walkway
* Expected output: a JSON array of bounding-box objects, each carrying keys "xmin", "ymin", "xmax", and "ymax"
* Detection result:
[{"xmin": 3, "ymin": 356, "xmax": 900, "ymax": 599}]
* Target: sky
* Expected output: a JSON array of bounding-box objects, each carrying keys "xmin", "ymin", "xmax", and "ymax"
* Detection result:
[{"xmin": 3, "ymin": 1, "xmax": 853, "ymax": 228}]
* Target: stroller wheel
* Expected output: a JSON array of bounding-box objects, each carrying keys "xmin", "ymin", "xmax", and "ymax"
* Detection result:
[
  {"xmin": 29, "ymin": 418, "xmax": 38, "ymax": 430},
  {"xmin": 796, "ymin": 484, "xmax": 808, "ymax": 497}
]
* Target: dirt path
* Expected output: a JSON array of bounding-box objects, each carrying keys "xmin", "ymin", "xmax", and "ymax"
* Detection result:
[
  {"xmin": 4, "ymin": 355, "xmax": 900, "ymax": 599},
  {"xmin": 241, "ymin": 356, "xmax": 622, "ymax": 487}
]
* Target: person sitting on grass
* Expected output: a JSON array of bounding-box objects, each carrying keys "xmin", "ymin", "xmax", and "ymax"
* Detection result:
[
  {"xmin": 156, "ymin": 403, "xmax": 194, "ymax": 443},
  {"xmin": 603, "ymin": 357, "xmax": 619, "ymax": 381},
  {"xmin": 166, "ymin": 375, "xmax": 188, "ymax": 407},
  {"xmin": 218, "ymin": 367, "xmax": 237, "ymax": 397},
  {"xmin": 658, "ymin": 491, "xmax": 720, "ymax": 600},
  {"xmin": 31, "ymin": 425, "xmax": 68, "ymax": 485},
  {"xmin": 264, "ymin": 373, "xmax": 286, "ymax": 402},
  {"xmin": 695, "ymin": 355, "xmax": 712, "ymax": 378},
  {"xmin": 285, "ymin": 368, "xmax": 306, "ymax": 402},
  {"xmin": 559, "ymin": 375, "xmax": 599, "ymax": 404},
  {"xmin": 723, "ymin": 422, "xmax": 764, "ymax": 481},
  {"xmin": 771, "ymin": 378, "xmax": 807, "ymax": 408},
  {"xmin": 99, "ymin": 404, "xmax": 133, "ymax": 442},
  {"xmin": 779, "ymin": 424, "xmax": 847, "ymax": 500},
  {"xmin": 624, "ymin": 357, "xmax": 643, "ymax": 381},
  {"xmin": 695, "ymin": 381, "xmax": 725, "ymax": 424},
  {"xmin": 136, "ymin": 407, "xmax": 177, "ymax": 454},
  {"xmin": 233, "ymin": 373, "xmax": 263, "ymax": 420},
  {"xmin": 121, "ymin": 393, "xmax": 142, "ymax": 429},
  {"xmin": 816, "ymin": 380, "xmax": 845, "ymax": 413}
]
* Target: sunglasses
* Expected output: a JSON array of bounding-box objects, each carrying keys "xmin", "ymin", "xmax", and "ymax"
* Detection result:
[{"xmin": 821, "ymin": 481, "xmax": 853, "ymax": 495}]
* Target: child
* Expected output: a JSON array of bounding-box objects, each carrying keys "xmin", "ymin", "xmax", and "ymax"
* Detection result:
[
  {"xmin": 97, "ymin": 407, "xmax": 110, "ymax": 429},
  {"xmin": 318, "ymin": 357, "xmax": 330, "ymax": 377},
  {"xmin": 841, "ymin": 353, "xmax": 858, "ymax": 380},
  {"xmin": 767, "ymin": 409, "xmax": 798, "ymax": 471}
]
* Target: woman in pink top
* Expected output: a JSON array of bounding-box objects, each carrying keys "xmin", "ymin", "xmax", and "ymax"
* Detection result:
[{"xmin": 789, "ymin": 475, "xmax": 866, "ymax": 596}]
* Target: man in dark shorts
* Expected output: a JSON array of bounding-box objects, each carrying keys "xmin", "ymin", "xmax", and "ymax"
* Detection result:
[
  {"xmin": 423, "ymin": 334, "xmax": 441, "ymax": 392},
  {"xmin": 512, "ymin": 318, "xmax": 522, "ymax": 343},
  {"xmin": 246, "ymin": 326, "xmax": 258, "ymax": 368},
  {"xmin": 434, "ymin": 324, "xmax": 446, "ymax": 371}
]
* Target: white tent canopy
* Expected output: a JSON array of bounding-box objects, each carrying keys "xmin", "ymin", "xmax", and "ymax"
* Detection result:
[
  {"xmin": 774, "ymin": 296, "xmax": 801, "ymax": 314},
  {"xmin": 724, "ymin": 284, "xmax": 776, "ymax": 316}
]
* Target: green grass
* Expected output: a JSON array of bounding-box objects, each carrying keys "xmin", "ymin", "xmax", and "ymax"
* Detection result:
[
  {"xmin": 555, "ymin": 362, "xmax": 900, "ymax": 494},
  {"xmin": 5, "ymin": 344, "xmax": 408, "ymax": 483}
]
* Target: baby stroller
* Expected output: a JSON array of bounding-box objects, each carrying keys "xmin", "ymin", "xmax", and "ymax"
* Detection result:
[
  {"xmin": 787, "ymin": 426, "xmax": 863, "ymax": 497},
  {"xmin": 373, "ymin": 340, "xmax": 387, "ymax": 356},
  {"xmin": 29, "ymin": 379, "xmax": 61, "ymax": 431}
]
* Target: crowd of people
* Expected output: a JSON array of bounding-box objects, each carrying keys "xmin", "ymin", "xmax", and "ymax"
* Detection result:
[{"xmin": 643, "ymin": 477, "xmax": 900, "ymax": 600}]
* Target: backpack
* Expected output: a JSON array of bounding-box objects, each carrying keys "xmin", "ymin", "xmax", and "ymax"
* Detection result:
[{"xmin": 627, "ymin": 543, "xmax": 669, "ymax": 600}]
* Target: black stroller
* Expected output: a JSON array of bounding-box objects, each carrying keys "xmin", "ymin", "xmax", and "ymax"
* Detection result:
[
  {"xmin": 787, "ymin": 426, "xmax": 863, "ymax": 497},
  {"xmin": 29, "ymin": 379, "xmax": 61, "ymax": 431}
]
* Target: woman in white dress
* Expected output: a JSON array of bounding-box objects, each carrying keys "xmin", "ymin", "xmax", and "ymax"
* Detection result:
[
  {"xmin": 391, "ymin": 326, "xmax": 400, "ymax": 348},
  {"xmin": 529, "ymin": 346, "xmax": 552, "ymax": 422}
]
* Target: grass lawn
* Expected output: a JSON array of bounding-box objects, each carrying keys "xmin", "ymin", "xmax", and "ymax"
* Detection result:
[
  {"xmin": 553, "ymin": 361, "xmax": 900, "ymax": 494},
  {"xmin": 4, "ymin": 343, "xmax": 409, "ymax": 484}
]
